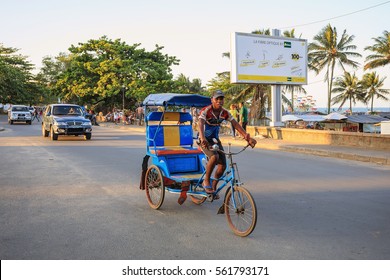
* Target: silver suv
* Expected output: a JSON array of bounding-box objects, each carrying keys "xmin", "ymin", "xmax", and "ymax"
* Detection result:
[
  {"xmin": 8, "ymin": 105, "xmax": 32, "ymax": 125},
  {"xmin": 42, "ymin": 104, "xmax": 92, "ymax": 140}
]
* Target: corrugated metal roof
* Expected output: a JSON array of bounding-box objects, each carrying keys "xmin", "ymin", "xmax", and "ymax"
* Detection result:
[
  {"xmin": 347, "ymin": 115, "xmax": 388, "ymax": 124},
  {"xmin": 300, "ymin": 115, "xmax": 325, "ymax": 122}
]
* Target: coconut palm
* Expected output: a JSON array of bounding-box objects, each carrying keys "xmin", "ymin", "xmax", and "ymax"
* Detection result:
[
  {"xmin": 331, "ymin": 72, "xmax": 364, "ymax": 113},
  {"xmin": 361, "ymin": 72, "xmax": 389, "ymax": 112},
  {"xmin": 364, "ymin": 30, "xmax": 390, "ymax": 70},
  {"xmin": 308, "ymin": 24, "xmax": 361, "ymax": 113},
  {"xmin": 174, "ymin": 73, "xmax": 205, "ymax": 93}
]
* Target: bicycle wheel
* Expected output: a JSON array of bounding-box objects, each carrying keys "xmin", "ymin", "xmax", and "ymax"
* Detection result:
[
  {"xmin": 145, "ymin": 165, "xmax": 165, "ymax": 209},
  {"xmin": 224, "ymin": 186, "xmax": 257, "ymax": 237}
]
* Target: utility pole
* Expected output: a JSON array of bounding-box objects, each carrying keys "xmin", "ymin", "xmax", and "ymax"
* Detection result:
[{"xmin": 270, "ymin": 29, "xmax": 283, "ymax": 127}]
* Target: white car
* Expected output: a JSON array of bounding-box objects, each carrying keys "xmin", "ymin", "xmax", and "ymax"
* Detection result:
[{"xmin": 8, "ymin": 105, "xmax": 32, "ymax": 125}]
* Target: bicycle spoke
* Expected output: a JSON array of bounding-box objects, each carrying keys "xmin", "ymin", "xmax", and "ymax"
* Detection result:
[{"xmin": 145, "ymin": 165, "xmax": 165, "ymax": 209}]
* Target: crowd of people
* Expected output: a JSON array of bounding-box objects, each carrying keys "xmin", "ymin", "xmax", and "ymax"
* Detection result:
[
  {"xmin": 95, "ymin": 101, "xmax": 249, "ymax": 134},
  {"xmin": 102, "ymin": 106, "xmax": 144, "ymax": 126}
]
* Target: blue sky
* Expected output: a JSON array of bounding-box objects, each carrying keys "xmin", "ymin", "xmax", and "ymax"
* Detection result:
[{"xmin": 1, "ymin": 0, "xmax": 389, "ymax": 108}]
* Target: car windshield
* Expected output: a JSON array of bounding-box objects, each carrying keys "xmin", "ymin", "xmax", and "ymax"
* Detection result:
[
  {"xmin": 12, "ymin": 106, "xmax": 29, "ymax": 111},
  {"xmin": 52, "ymin": 106, "xmax": 82, "ymax": 116}
]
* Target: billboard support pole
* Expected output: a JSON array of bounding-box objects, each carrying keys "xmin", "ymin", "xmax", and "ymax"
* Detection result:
[{"xmin": 270, "ymin": 29, "xmax": 283, "ymax": 127}]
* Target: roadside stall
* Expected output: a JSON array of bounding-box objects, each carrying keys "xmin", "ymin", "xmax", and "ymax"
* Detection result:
[
  {"xmin": 346, "ymin": 115, "xmax": 388, "ymax": 133},
  {"xmin": 323, "ymin": 112, "xmax": 347, "ymax": 131}
]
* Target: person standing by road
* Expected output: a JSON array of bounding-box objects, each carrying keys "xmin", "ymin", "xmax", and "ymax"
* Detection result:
[
  {"xmin": 136, "ymin": 106, "xmax": 144, "ymax": 126},
  {"xmin": 239, "ymin": 102, "xmax": 248, "ymax": 131},
  {"xmin": 198, "ymin": 90, "xmax": 256, "ymax": 195},
  {"xmin": 229, "ymin": 104, "xmax": 238, "ymax": 138}
]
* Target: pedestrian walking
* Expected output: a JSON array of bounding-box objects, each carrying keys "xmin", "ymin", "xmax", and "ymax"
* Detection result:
[{"xmin": 31, "ymin": 108, "xmax": 41, "ymax": 122}]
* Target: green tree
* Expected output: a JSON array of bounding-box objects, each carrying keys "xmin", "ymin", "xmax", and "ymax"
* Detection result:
[
  {"xmin": 361, "ymin": 72, "xmax": 389, "ymax": 112},
  {"xmin": 331, "ymin": 72, "xmax": 364, "ymax": 113},
  {"xmin": 308, "ymin": 24, "xmax": 361, "ymax": 113},
  {"xmin": 364, "ymin": 30, "xmax": 390, "ymax": 70},
  {"xmin": 37, "ymin": 54, "xmax": 68, "ymax": 87},
  {"xmin": 173, "ymin": 73, "xmax": 206, "ymax": 93},
  {"xmin": 48, "ymin": 36, "xmax": 179, "ymax": 108},
  {"xmin": 207, "ymin": 71, "xmax": 231, "ymax": 95},
  {"xmin": 0, "ymin": 44, "xmax": 37, "ymax": 104},
  {"xmin": 35, "ymin": 53, "xmax": 70, "ymax": 104}
]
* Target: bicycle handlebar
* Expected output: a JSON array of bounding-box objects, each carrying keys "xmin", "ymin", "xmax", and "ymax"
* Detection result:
[{"xmin": 210, "ymin": 143, "xmax": 251, "ymax": 156}]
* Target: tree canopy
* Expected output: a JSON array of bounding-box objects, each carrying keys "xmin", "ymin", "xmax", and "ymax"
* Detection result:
[
  {"xmin": 42, "ymin": 36, "xmax": 180, "ymax": 109},
  {"xmin": 364, "ymin": 30, "xmax": 390, "ymax": 70},
  {"xmin": 0, "ymin": 44, "xmax": 41, "ymax": 105}
]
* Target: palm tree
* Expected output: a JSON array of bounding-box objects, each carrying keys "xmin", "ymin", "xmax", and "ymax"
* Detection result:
[
  {"xmin": 331, "ymin": 72, "xmax": 364, "ymax": 113},
  {"xmin": 225, "ymin": 83, "xmax": 271, "ymax": 124},
  {"xmin": 361, "ymin": 72, "xmax": 390, "ymax": 112},
  {"xmin": 308, "ymin": 24, "xmax": 361, "ymax": 113},
  {"xmin": 364, "ymin": 30, "xmax": 390, "ymax": 70},
  {"xmin": 174, "ymin": 73, "xmax": 205, "ymax": 93},
  {"xmin": 208, "ymin": 70, "xmax": 271, "ymax": 122}
]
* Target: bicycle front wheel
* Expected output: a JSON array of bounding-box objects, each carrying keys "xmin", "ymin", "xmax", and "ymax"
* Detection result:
[
  {"xmin": 145, "ymin": 165, "xmax": 165, "ymax": 209},
  {"xmin": 224, "ymin": 186, "xmax": 257, "ymax": 237}
]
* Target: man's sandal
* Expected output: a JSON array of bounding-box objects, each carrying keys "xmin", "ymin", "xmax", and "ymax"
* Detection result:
[{"xmin": 203, "ymin": 185, "xmax": 214, "ymax": 194}]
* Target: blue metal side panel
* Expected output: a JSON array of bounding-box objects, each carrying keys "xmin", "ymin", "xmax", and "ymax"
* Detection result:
[
  {"xmin": 148, "ymin": 125, "xmax": 165, "ymax": 146},
  {"xmin": 179, "ymin": 126, "xmax": 194, "ymax": 146}
]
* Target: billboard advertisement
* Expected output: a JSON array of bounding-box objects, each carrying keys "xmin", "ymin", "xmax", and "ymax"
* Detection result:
[{"xmin": 231, "ymin": 32, "xmax": 308, "ymax": 85}]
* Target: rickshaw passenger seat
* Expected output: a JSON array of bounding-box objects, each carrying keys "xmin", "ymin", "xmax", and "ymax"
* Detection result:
[{"xmin": 146, "ymin": 112, "xmax": 202, "ymax": 156}]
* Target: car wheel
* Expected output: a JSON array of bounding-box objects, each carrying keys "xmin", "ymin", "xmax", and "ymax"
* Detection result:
[
  {"xmin": 28, "ymin": 121, "xmax": 32, "ymax": 125},
  {"xmin": 84, "ymin": 133, "xmax": 92, "ymax": 140},
  {"xmin": 42, "ymin": 124, "xmax": 49, "ymax": 137},
  {"xmin": 50, "ymin": 126, "xmax": 58, "ymax": 140}
]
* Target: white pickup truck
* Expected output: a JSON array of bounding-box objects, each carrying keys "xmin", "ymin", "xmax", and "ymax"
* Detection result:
[{"xmin": 8, "ymin": 105, "xmax": 32, "ymax": 125}]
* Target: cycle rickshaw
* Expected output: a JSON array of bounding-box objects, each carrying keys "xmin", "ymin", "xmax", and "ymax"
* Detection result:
[{"xmin": 139, "ymin": 93, "xmax": 257, "ymax": 237}]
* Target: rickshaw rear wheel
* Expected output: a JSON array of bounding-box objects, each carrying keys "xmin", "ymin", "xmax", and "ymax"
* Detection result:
[{"xmin": 145, "ymin": 165, "xmax": 165, "ymax": 209}]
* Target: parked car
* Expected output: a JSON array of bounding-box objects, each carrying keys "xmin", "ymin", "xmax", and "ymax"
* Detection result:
[
  {"xmin": 8, "ymin": 105, "xmax": 32, "ymax": 125},
  {"xmin": 42, "ymin": 104, "xmax": 92, "ymax": 140}
]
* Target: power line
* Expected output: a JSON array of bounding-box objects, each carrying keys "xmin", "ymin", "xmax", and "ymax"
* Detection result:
[{"xmin": 279, "ymin": 1, "xmax": 390, "ymax": 29}]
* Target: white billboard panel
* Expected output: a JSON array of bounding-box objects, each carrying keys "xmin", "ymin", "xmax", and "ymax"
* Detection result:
[{"xmin": 231, "ymin": 32, "xmax": 308, "ymax": 85}]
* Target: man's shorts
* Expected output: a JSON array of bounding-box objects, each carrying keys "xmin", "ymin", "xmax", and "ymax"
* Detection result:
[{"xmin": 198, "ymin": 138, "xmax": 227, "ymax": 166}]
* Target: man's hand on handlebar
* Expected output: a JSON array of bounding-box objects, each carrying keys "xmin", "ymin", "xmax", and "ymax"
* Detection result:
[
  {"xmin": 247, "ymin": 137, "xmax": 257, "ymax": 148},
  {"xmin": 243, "ymin": 133, "xmax": 256, "ymax": 148}
]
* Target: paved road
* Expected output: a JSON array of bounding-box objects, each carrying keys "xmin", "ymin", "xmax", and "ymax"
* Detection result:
[{"xmin": 1, "ymin": 115, "xmax": 389, "ymax": 259}]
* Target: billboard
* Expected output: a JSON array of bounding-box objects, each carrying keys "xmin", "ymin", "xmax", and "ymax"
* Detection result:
[{"xmin": 231, "ymin": 32, "xmax": 308, "ymax": 85}]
